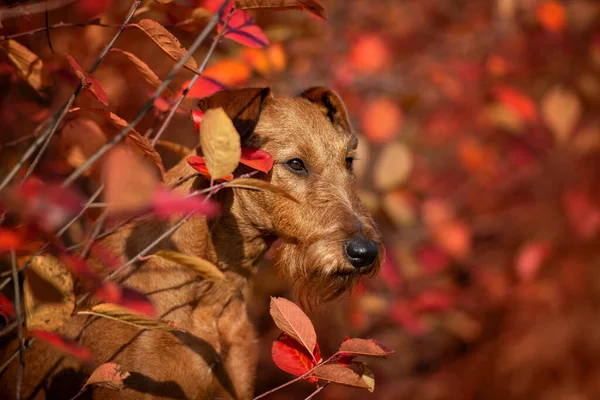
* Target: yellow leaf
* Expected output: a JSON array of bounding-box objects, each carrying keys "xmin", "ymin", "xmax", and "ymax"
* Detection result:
[
  {"xmin": 224, "ymin": 178, "xmax": 297, "ymax": 202},
  {"xmin": 359, "ymin": 362, "xmax": 375, "ymax": 392},
  {"xmin": 373, "ymin": 143, "xmax": 412, "ymax": 191},
  {"xmin": 0, "ymin": 39, "xmax": 51, "ymax": 92},
  {"xmin": 151, "ymin": 250, "xmax": 226, "ymax": 282},
  {"xmin": 24, "ymin": 254, "xmax": 74, "ymax": 331},
  {"xmin": 78, "ymin": 304, "xmax": 179, "ymax": 331},
  {"xmin": 541, "ymin": 86, "xmax": 581, "ymax": 143},
  {"xmin": 155, "ymin": 140, "xmax": 193, "ymax": 158},
  {"xmin": 200, "ymin": 108, "xmax": 241, "ymax": 179},
  {"xmin": 130, "ymin": 19, "xmax": 200, "ymax": 74},
  {"xmin": 110, "ymin": 48, "xmax": 174, "ymax": 97}
]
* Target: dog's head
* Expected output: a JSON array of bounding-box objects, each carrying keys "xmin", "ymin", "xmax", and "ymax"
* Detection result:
[{"xmin": 198, "ymin": 87, "xmax": 384, "ymax": 304}]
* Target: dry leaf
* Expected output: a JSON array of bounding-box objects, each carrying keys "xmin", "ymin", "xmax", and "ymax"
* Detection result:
[
  {"xmin": 77, "ymin": 303, "xmax": 178, "ymax": 331},
  {"xmin": 85, "ymin": 108, "xmax": 165, "ymax": 175},
  {"xmin": 0, "ymin": 39, "xmax": 51, "ymax": 92},
  {"xmin": 312, "ymin": 364, "xmax": 369, "ymax": 389},
  {"xmin": 150, "ymin": 250, "xmax": 226, "ymax": 282},
  {"xmin": 155, "ymin": 140, "xmax": 193, "ymax": 158},
  {"xmin": 24, "ymin": 254, "xmax": 74, "ymax": 331},
  {"xmin": 374, "ymin": 143, "xmax": 412, "ymax": 191},
  {"xmin": 235, "ymin": 0, "xmax": 326, "ymax": 19},
  {"xmin": 130, "ymin": 19, "xmax": 200, "ymax": 74},
  {"xmin": 110, "ymin": 48, "xmax": 174, "ymax": 97},
  {"xmin": 339, "ymin": 338, "xmax": 394, "ymax": 358},
  {"xmin": 224, "ymin": 178, "xmax": 297, "ymax": 202},
  {"xmin": 541, "ymin": 86, "xmax": 581, "ymax": 143},
  {"xmin": 83, "ymin": 362, "xmax": 130, "ymax": 392},
  {"xmin": 200, "ymin": 108, "xmax": 241, "ymax": 179},
  {"xmin": 269, "ymin": 297, "xmax": 317, "ymax": 355},
  {"xmin": 103, "ymin": 147, "xmax": 159, "ymax": 214},
  {"xmin": 358, "ymin": 362, "xmax": 375, "ymax": 392}
]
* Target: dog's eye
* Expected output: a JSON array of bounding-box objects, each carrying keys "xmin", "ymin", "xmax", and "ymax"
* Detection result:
[
  {"xmin": 286, "ymin": 158, "xmax": 306, "ymax": 173},
  {"xmin": 345, "ymin": 157, "xmax": 354, "ymax": 171}
]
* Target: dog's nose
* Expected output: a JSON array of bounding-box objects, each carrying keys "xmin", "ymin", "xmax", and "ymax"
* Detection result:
[{"xmin": 345, "ymin": 237, "xmax": 378, "ymax": 269}]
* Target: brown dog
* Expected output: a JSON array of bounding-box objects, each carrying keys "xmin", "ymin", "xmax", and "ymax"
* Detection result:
[{"xmin": 0, "ymin": 87, "xmax": 384, "ymax": 399}]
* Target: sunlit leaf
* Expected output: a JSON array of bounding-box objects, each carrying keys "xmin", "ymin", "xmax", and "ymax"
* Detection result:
[
  {"xmin": 269, "ymin": 297, "xmax": 317, "ymax": 355},
  {"xmin": 81, "ymin": 362, "xmax": 130, "ymax": 393},
  {"xmin": 312, "ymin": 364, "xmax": 369, "ymax": 389},
  {"xmin": 130, "ymin": 19, "xmax": 200, "ymax": 74},
  {"xmin": 150, "ymin": 250, "xmax": 226, "ymax": 282},
  {"xmin": 110, "ymin": 48, "xmax": 174, "ymax": 97},
  {"xmin": 200, "ymin": 107, "xmax": 241, "ymax": 179},
  {"xmin": 78, "ymin": 304, "xmax": 177, "ymax": 331},
  {"xmin": 541, "ymin": 86, "xmax": 581, "ymax": 143},
  {"xmin": 240, "ymin": 147, "xmax": 274, "ymax": 173},
  {"xmin": 0, "ymin": 39, "xmax": 51, "ymax": 92}
]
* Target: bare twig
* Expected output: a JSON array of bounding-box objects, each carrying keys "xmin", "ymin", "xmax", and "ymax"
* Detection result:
[
  {"xmin": 62, "ymin": 1, "xmax": 230, "ymax": 186},
  {"xmin": 304, "ymin": 383, "xmax": 329, "ymax": 400},
  {"xmin": 0, "ymin": 0, "xmax": 77, "ymax": 27},
  {"xmin": 10, "ymin": 250, "xmax": 23, "ymax": 400},
  {"xmin": 253, "ymin": 354, "xmax": 339, "ymax": 400},
  {"xmin": 74, "ymin": 214, "xmax": 192, "ymax": 307},
  {"xmin": 150, "ymin": 10, "xmax": 233, "ymax": 147},
  {"xmin": 0, "ymin": 0, "xmax": 143, "ymax": 192},
  {"xmin": 0, "ymin": 20, "xmax": 121, "ymax": 43},
  {"xmin": 57, "ymin": 185, "xmax": 105, "ymax": 237}
]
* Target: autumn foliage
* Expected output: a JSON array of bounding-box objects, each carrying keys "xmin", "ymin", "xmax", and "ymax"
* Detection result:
[{"xmin": 2, "ymin": 0, "xmax": 600, "ymax": 399}]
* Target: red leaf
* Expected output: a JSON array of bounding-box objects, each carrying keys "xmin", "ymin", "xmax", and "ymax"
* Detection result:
[
  {"xmin": 271, "ymin": 333, "xmax": 316, "ymax": 380},
  {"xmin": 0, "ymin": 293, "xmax": 16, "ymax": 319},
  {"xmin": 515, "ymin": 241, "xmax": 551, "ymax": 282},
  {"xmin": 412, "ymin": 291, "xmax": 454, "ymax": 313},
  {"xmin": 0, "ymin": 229, "xmax": 22, "ymax": 253},
  {"xmin": 5, "ymin": 179, "xmax": 83, "ymax": 232},
  {"xmin": 30, "ymin": 329, "xmax": 92, "ymax": 362},
  {"xmin": 187, "ymin": 156, "xmax": 234, "ymax": 181},
  {"xmin": 65, "ymin": 54, "xmax": 108, "ymax": 106},
  {"xmin": 220, "ymin": 10, "xmax": 269, "ymax": 48},
  {"xmin": 191, "ymin": 110, "xmax": 204, "ymax": 131},
  {"xmin": 240, "ymin": 147, "xmax": 274, "ymax": 173},
  {"xmin": 151, "ymin": 188, "xmax": 220, "ymax": 218},
  {"xmin": 93, "ymin": 282, "xmax": 157, "ymax": 318},
  {"xmin": 493, "ymin": 85, "xmax": 537, "ymax": 122},
  {"xmin": 184, "ymin": 77, "xmax": 228, "ymax": 100},
  {"xmin": 269, "ymin": 297, "xmax": 317, "ymax": 356}
]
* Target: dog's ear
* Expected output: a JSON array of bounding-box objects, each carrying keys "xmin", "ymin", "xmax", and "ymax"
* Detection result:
[
  {"xmin": 198, "ymin": 87, "xmax": 272, "ymax": 141},
  {"xmin": 299, "ymin": 87, "xmax": 352, "ymax": 135}
]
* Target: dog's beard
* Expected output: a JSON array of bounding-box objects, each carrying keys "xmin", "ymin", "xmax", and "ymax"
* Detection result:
[{"xmin": 275, "ymin": 234, "xmax": 381, "ymax": 308}]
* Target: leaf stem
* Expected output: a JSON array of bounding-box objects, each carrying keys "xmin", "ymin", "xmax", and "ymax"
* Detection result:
[{"xmin": 252, "ymin": 353, "xmax": 339, "ymax": 400}]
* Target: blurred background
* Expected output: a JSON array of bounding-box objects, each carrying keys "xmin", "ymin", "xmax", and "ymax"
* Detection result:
[{"xmin": 3, "ymin": 0, "xmax": 600, "ymax": 399}]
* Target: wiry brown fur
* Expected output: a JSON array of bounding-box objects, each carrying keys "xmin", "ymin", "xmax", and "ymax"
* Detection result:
[{"xmin": 0, "ymin": 87, "xmax": 383, "ymax": 399}]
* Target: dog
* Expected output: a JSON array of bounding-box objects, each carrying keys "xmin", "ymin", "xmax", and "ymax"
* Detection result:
[{"xmin": 0, "ymin": 87, "xmax": 384, "ymax": 399}]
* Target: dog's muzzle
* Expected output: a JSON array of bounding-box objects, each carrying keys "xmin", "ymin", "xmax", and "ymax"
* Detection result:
[{"xmin": 344, "ymin": 237, "xmax": 378, "ymax": 270}]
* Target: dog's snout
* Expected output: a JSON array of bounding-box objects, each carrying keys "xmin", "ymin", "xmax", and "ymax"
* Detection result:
[{"xmin": 344, "ymin": 237, "xmax": 378, "ymax": 269}]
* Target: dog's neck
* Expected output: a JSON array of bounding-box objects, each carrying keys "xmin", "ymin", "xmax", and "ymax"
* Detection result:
[{"xmin": 166, "ymin": 160, "xmax": 274, "ymax": 288}]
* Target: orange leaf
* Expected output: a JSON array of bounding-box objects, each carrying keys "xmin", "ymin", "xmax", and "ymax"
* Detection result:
[
  {"xmin": 361, "ymin": 97, "xmax": 403, "ymax": 143},
  {"xmin": 536, "ymin": 0, "xmax": 566, "ymax": 33},
  {"xmin": 183, "ymin": 59, "xmax": 250, "ymax": 99},
  {"xmin": 0, "ymin": 229, "xmax": 21, "ymax": 253},
  {"xmin": 110, "ymin": 48, "xmax": 174, "ymax": 98},
  {"xmin": 82, "ymin": 362, "xmax": 130, "ymax": 392},
  {"xmin": 0, "ymin": 39, "xmax": 52, "ymax": 92},
  {"xmin": 493, "ymin": 85, "xmax": 537, "ymax": 122},
  {"xmin": 269, "ymin": 297, "xmax": 317, "ymax": 356}
]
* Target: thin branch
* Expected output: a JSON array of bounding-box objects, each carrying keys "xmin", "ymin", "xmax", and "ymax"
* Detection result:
[
  {"xmin": 253, "ymin": 354, "xmax": 339, "ymax": 400},
  {"xmin": 75, "ymin": 214, "xmax": 192, "ymax": 307},
  {"xmin": 62, "ymin": 1, "xmax": 229, "ymax": 187},
  {"xmin": 0, "ymin": 0, "xmax": 77, "ymax": 27},
  {"xmin": 150, "ymin": 10, "xmax": 233, "ymax": 147},
  {"xmin": 304, "ymin": 383, "xmax": 329, "ymax": 400},
  {"xmin": 170, "ymin": 172, "xmax": 200, "ymax": 188},
  {"xmin": 0, "ymin": 20, "xmax": 120, "ymax": 43},
  {"xmin": 0, "ymin": 0, "xmax": 143, "ymax": 192},
  {"xmin": 11, "ymin": 250, "xmax": 23, "ymax": 400},
  {"xmin": 57, "ymin": 185, "xmax": 105, "ymax": 237}
]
